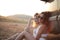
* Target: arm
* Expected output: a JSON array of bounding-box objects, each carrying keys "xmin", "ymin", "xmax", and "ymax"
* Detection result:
[
  {"xmin": 47, "ymin": 22, "xmax": 59, "ymax": 38},
  {"xmin": 49, "ymin": 21, "xmax": 54, "ymax": 33},
  {"xmin": 36, "ymin": 25, "xmax": 46, "ymax": 40},
  {"xmin": 24, "ymin": 18, "xmax": 34, "ymax": 31}
]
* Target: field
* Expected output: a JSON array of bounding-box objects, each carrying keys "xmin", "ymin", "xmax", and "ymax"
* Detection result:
[
  {"xmin": 0, "ymin": 22, "xmax": 27, "ymax": 40},
  {"xmin": 0, "ymin": 12, "xmax": 60, "ymax": 40}
]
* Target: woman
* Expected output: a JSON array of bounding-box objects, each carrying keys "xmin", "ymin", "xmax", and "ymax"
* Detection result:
[
  {"xmin": 15, "ymin": 12, "xmax": 53, "ymax": 40},
  {"xmin": 35, "ymin": 12, "xmax": 53, "ymax": 40},
  {"xmin": 15, "ymin": 13, "xmax": 40, "ymax": 40}
]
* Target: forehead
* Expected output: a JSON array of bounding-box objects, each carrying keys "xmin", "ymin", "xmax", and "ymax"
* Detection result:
[{"xmin": 40, "ymin": 14, "xmax": 44, "ymax": 17}]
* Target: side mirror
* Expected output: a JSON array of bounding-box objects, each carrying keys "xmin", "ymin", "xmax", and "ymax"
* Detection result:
[{"xmin": 41, "ymin": 0, "xmax": 54, "ymax": 3}]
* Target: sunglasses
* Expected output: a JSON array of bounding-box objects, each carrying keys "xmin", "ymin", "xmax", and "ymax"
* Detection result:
[
  {"xmin": 37, "ymin": 16, "xmax": 43, "ymax": 19},
  {"xmin": 34, "ymin": 16, "xmax": 43, "ymax": 22}
]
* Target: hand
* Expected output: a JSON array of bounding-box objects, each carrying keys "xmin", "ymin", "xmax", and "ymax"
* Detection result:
[
  {"xmin": 47, "ymin": 34, "xmax": 58, "ymax": 38},
  {"xmin": 24, "ymin": 18, "xmax": 33, "ymax": 31}
]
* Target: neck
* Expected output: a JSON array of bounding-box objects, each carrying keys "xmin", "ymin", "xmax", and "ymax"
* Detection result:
[{"xmin": 37, "ymin": 23, "xmax": 40, "ymax": 25}]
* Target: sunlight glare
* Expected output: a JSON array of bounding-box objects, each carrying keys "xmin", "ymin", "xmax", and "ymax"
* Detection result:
[{"xmin": 0, "ymin": 0, "xmax": 57, "ymax": 16}]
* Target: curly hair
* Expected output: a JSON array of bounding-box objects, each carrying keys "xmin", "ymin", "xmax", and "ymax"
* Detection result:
[
  {"xmin": 34, "ymin": 13, "xmax": 40, "ymax": 18},
  {"xmin": 41, "ymin": 12, "xmax": 51, "ymax": 20},
  {"xmin": 41, "ymin": 11, "xmax": 52, "ymax": 24}
]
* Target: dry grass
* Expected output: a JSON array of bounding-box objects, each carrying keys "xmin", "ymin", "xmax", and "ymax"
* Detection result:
[{"xmin": 0, "ymin": 22, "xmax": 27, "ymax": 40}]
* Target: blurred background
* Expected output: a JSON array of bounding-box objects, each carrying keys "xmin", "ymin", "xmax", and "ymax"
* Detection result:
[{"xmin": 0, "ymin": 0, "xmax": 60, "ymax": 40}]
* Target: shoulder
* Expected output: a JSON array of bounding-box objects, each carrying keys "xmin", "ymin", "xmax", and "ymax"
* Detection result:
[
  {"xmin": 49, "ymin": 21, "xmax": 54, "ymax": 26},
  {"xmin": 49, "ymin": 20, "xmax": 54, "ymax": 24},
  {"xmin": 39, "ymin": 24, "xmax": 47, "ymax": 28}
]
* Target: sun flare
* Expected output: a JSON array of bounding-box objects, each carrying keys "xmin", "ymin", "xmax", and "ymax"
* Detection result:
[
  {"xmin": 0, "ymin": 0, "xmax": 57, "ymax": 16},
  {"xmin": 32, "ymin": 20, "xmax": 37, "ymax": 28}
]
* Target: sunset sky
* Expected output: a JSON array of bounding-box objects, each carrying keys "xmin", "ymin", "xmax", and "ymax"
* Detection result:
[{"xmin": 0, "ymin": 0, "xmax": 57, "ymax": 16}]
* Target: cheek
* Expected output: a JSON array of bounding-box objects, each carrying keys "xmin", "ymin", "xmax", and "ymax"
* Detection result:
[
  {"xmin": 38, "ymin": 19, "xmax": 40, "ymax": 22},
  {"xmin": 40, "ymin": 19, "xmax": 43, "ymax": 22}
]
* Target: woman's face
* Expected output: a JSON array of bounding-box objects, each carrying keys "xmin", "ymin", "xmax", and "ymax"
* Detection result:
[
  {"xmin": 34, "ymin": 14, "xmax": 44, "ymax": 24},
  {"xmin": 39, "ymin": 14, "xmax": 44, "ymax": 23},
  {"xmin": 34, "ymin": 16, "xmax": 41, "ymax": 24},
  {"xmin": 36, "ymin": 18, "xmax": 40, "ymax": 24}
]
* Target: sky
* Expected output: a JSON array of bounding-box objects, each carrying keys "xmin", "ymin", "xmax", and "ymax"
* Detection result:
[
  {"xmin": 57, "ymin": 0, "xmax": 60, "ymax": 9},
  {"xmin": 0, "ymin": 0, "xmax": 57, "ymax": 16}
]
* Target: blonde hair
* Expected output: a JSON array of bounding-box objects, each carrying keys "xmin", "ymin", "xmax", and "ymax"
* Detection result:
[
  {"xmin": 32, "ymin": 13, "xmax": 39, "ymax": 28},
  {"xmin": 32, "ymin": 20, "xmax": 37, "ymax": 27}
]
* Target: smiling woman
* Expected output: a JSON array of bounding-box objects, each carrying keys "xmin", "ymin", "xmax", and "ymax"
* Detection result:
[{"xmin": 0, "ymin": 0, "xmax": 57, "ymax": 16}]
